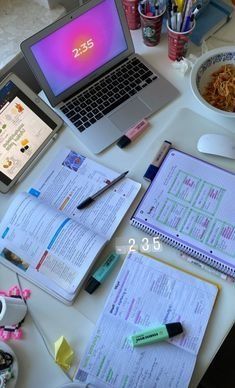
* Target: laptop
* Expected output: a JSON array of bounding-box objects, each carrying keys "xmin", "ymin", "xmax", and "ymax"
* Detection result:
[{"xmin": 21, "ymin": 0, "xmax": 179, "ymax": 154}]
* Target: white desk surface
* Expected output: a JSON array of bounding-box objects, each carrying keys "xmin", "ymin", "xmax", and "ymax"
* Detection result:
[{"xmin": 1, "ymin": 9, "xmax": 235, "ymax": 388}]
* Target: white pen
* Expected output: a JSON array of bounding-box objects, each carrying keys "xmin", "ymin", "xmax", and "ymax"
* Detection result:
[
  {"xmin": 176, "ymin": 12, "xmax": 182, "ymax": 32},
  {"xmin": 192, "ymin": 4, "xmax": 201, "ymax": 17},
  {"xmin": 171, "ymin": 14, "xmax": 177, "ymax": 31},
  {"xmin": 181, "ymin": 253, "xmax": 235, "ymax": 284}
]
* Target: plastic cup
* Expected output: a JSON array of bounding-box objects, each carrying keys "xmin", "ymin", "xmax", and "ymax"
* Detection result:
[
  {"xmin": 139, "ymin": 6, "xmax": 166, "ymax": 47},
  {"xmin": 122, "ymin": 0, "xmax": 140, "ymax": 30},
  {"xmin": 167, "ymin": 21, "xmax": 195, "ymax": 61}
]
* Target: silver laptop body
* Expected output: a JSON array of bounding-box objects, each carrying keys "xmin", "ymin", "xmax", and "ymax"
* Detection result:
[{"xmin": 21, "ymin": 0, "xmax": 179, "ymax": 154}]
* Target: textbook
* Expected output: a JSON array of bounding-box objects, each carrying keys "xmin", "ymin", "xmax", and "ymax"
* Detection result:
[
  {"xmin": 130, "ymin": 148, "xmax": 235, "ymax": 279},
  {"xmin": 0, "ymin": 148, "xmax": 141, "ymax": 304},
  {"xmin": 75, "ymin": 251, "xmax": 218, "ymax": 387}
]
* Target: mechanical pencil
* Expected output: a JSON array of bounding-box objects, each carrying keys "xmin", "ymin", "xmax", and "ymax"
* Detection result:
[
  {"xmin": 144, "ymin": 140, "xmax": 172, "ymax": 181},
  {"xmin": 77, "ymin": 171, "xmax": 128, "ymax": 209},
  {"xmin": 131, "ymin": 322, "xmax": 183, "ymax": 347}
]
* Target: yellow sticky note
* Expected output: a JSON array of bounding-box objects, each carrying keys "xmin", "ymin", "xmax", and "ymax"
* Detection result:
[{"xmin": 54, "ymin": 336, "xmax": 74, "ymax": 370}]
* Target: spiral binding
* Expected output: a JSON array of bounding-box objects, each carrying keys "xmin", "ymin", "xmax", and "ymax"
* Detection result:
[{"xmin": 130, "ymin": 219, "xmax": 235, "ymax": 278}]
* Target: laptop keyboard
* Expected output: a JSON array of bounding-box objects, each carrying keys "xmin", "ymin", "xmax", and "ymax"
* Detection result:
[{"xmin": 60, "ymin": 57, "xmax": 158, "ymax": 132}]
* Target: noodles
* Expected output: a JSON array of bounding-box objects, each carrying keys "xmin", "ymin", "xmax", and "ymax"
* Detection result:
[{"xmin": 202, "ymin": 64, "xmax": 235, "ymax": 112}]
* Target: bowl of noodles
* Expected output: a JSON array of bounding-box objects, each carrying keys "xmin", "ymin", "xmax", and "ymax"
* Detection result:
[{"xmin": 190, "ymin": 46, "xmax": 235, "ymax": 117}]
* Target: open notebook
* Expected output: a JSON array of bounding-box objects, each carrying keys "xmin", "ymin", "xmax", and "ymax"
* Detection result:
[
  {"xmin": 131, "ymin": 148, "xmax": 235, "ymax": 279},
  {"xmin": 75, "ymin": 251, "xmax": 218, "ymax": 387},
  {"xmin": 0, "ymin": 148, "xmax": 140, "ymax": 304}
]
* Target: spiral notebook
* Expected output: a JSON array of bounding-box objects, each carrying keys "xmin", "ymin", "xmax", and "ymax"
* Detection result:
[{"xmin": 130, "ymin": 148, "xmax": 235, "ymax": 278}]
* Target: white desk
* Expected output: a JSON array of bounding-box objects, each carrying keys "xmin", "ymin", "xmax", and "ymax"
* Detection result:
[{"xmin": 0, "ymin": 9, "xmax": 235, "ymax": 388}]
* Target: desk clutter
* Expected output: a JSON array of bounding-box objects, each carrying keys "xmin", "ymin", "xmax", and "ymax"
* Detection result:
[
  {"xmin": 122, "ymin": 0, "xmax": 233, "ymax": 59},
  {"xmin": 0, "ymin": 0, "xmax": 235, "ymax": 386}
]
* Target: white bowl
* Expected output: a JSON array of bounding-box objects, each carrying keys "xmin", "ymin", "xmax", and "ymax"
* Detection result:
[{"xmin": 190, "ymin": 46, "xmax": 235, "ymax": 118}]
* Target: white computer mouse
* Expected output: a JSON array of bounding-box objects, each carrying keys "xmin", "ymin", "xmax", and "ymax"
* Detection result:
[{"xmin": 197, "ymin": 133, "xmax": 235, "ymax": 159}]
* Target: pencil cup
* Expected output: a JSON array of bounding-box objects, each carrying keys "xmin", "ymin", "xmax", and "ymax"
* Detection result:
[
  {"xmin": 139, "ymin": 5, "xmax": 166, "ymax": 47},
  {"xmin": 122, "ymin": 0, "xmax": 140, "ymax": 30},
  {"xmin": 167, "ymin": 21, "xmax": 195, "ymax": 61},
  {"xmin": 0, "ymin": 296, "xmax": 27, "ymax": 326}
]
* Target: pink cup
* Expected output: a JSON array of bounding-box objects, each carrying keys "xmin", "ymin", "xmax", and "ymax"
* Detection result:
[
  {"xmin": 139, "ymin": 6, "xmax": 166, "ymax": 47},
  {"xmin": 122, "ymin": 0, "xmax": 140, "ymax": 30},
  {"xmin": 167, "ymin": 21, "xmax": 195, "ymax": 61}
]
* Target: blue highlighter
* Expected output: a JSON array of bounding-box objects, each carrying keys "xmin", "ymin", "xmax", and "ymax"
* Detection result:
[
  {"xmin": 144, "ymin": 140, "xmax": 172, "ymax": 182},
  {"xmin": 85, "ymin": 252, "xmax": 120, "ymax": 294}
]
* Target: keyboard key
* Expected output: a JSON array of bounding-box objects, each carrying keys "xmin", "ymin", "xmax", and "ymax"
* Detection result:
[
  {"xmin": 74, "ymin": 119, "xmax": 82, "ymax": 127},
  {"xmin": 71, "ymin": 113, "xmax": 81, "ymax": 122},
  {"xmin": 79, "ymin": 95, "xmax": 85, "ymax": 103},
  {"xmin": 67, "ymin": 110, "xmax": 76, "ymax": 118},
  {"xmin": 84, "ymin": 122, "xmax": 91, "ymax": 128},
  {"xmin": 61, "ymin": 106, "xmax": 69, "ymax": 114},
  {"xmin": 95, "ymin": 113, "xmax": 104, "ymax": 120},
  {"xmin": 75, "ymin": 123, "xmax": 85, "ymax": 132}
]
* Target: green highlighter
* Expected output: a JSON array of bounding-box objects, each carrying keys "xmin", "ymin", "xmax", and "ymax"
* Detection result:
[{"xmin": 131, "ymin": 322, "xmax": 183, "ymax": 347}]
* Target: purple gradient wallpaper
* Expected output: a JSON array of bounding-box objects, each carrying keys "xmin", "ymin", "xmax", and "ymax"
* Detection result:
[{"xmin": 30, "ymin": 0, "xmax": 127, "ymax": 96}]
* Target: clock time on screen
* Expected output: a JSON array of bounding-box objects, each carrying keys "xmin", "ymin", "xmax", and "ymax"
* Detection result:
[{"xmin": 72, "ymin": 38, "xmax": 94, "ymax": 58}]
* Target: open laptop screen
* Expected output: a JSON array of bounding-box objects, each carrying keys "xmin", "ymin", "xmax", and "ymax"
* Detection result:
[{"xmin": 30, "ymin": 0, "xmax": 128, "ymax": 96}]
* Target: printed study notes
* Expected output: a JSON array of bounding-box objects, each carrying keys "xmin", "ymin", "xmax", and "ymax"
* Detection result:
[
  {"xmin": 0, "ymin": 148, "xmax": 141, "ymax": 304},
  {"xmin": 131, "ymin": 148, "xmax": 235, "ymax": 279},
  {"xmin": 75, "ymin": 251, "xmax": 218, "ymax": 388}
]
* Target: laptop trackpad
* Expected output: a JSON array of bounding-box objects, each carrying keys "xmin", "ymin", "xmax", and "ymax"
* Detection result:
[{"xmin": 108, "ymin": 97, "xmax": 151, "ymax": 131}]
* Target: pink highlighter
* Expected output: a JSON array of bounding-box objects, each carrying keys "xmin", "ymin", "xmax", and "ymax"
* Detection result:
[{"xmin": 117, "ymin": 119, "xmax": 149, "ymax": 148}]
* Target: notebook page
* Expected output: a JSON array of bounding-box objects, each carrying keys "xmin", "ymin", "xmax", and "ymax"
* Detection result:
[
  {"xmin": 75, "ymin": 252, "xmax": 217, "ymax": 388},
  {"xmin": 29, "ymin": 148, "xmax": 141, "ymax": 240},
  {"xmin": 132, "ymin": 149, "xmax": 235, "ymax": 273}
]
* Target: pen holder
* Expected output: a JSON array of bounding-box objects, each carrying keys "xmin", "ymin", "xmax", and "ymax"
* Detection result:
[
  {"xmin": 139, "ymin": 5, "xmax": 166, "ymax": 46},
  {"xmin": 122, "ymin": 0, "xmax": 140, "ymax": 30},
  {"xmin": 167, "ymin": 20, "xmax": 196, "ymax": 61},
  {"xmin": 0, "ymin": 296, "xmax": 27, "ymax": 327}
]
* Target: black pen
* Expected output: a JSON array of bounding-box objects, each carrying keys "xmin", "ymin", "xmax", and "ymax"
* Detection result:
[{"xmin": 77, "ymin": 170, "xmax": 129, "ymax": 210}]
